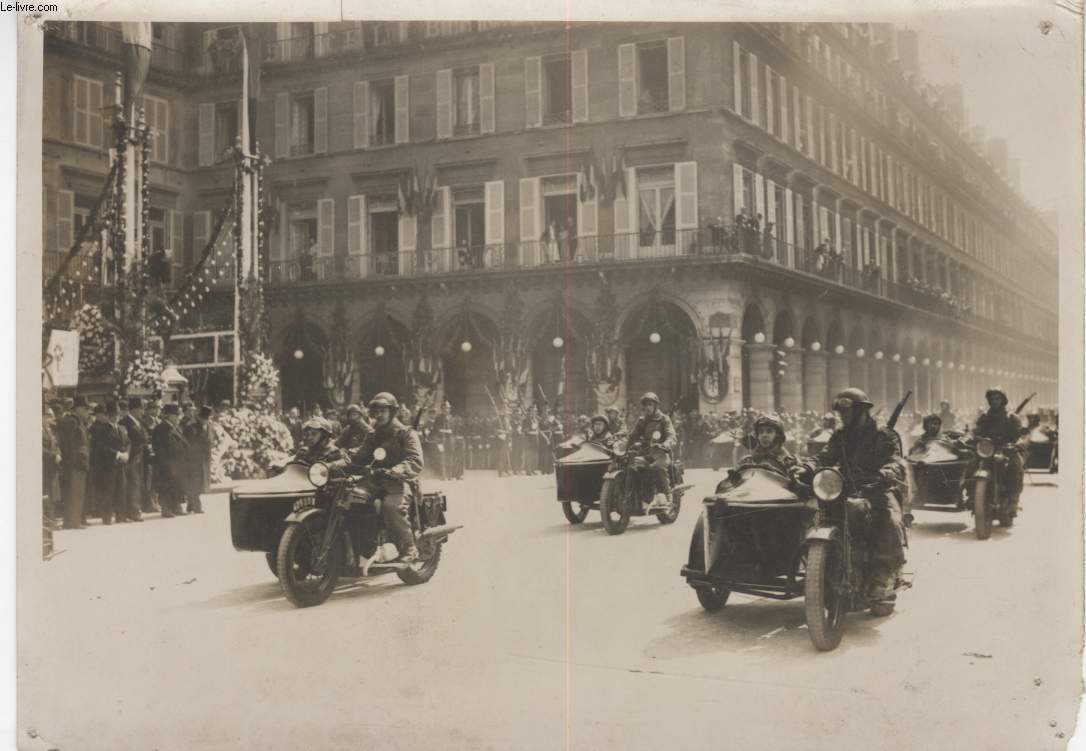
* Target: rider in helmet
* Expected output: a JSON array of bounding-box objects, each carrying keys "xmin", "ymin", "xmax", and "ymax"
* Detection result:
[
  {"xmin": 587, "ymin": 415, "xmax": 615, "ymax": 449},
  {"xmin": 738, "ymin": 415, "xmax": 797, "ymax": 474},
  {"xmin": 972, "ymin": 387, "xmax": 1027, "ymax": 519},
  {"xmin": 625, "ymin": 392, "xmax": 677, "ymax": 510},
  {"xmin": 793, "ymin": 387, "xmax": 907, "ymax": 617},
  {"xmin": 289, "ymin": 417, "xmax": 347, "ymax": 465},
  {"xmin": 911, "ymin": 414, "xmax": 944, "ymax": 452},
  {"xmin": 328, "ymin": 392, "xmax": 424, "ymax": 563}
]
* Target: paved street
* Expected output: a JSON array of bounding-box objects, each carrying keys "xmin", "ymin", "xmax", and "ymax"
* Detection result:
[{"xmin": 19, "ymin": 469, "xmax": 1081, "ymax": 751}]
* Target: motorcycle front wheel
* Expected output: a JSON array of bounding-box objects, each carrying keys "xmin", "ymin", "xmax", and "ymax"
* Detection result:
[
  {"xmin": 805, "ymin": 540, "xmax": 846, "ymax": 651},
  {"xmin": 277, "ymin": 516, "xmax": 343, "ymax": 608},
  {"xmin": 561, "ymin": 501, "xmax": 591, "ymax": 524},
  {"xmin": 973, "ymin": 478, "xmax": 992, "ymax": 540},
  {"xmin": 598, "ymin": 478, "xmax": 630, "ymax": 536}
]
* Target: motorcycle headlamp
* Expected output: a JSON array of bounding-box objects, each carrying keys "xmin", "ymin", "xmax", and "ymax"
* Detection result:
[
  {"xmin": 307, "ymin": 462, "xmax": 330, "ymax": 488},
  {"xmin": 812, "ymin": 468, "xmax": 845, "ymax": 501},
  {"xmin": 976, "ymin": 437, "xmax": 995, "ymax": 459}
]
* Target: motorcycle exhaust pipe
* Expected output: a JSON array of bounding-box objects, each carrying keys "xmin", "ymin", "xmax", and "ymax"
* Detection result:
[{"xmin": 420, "ymin": 523, "xmax": 464, "ymax": 539}]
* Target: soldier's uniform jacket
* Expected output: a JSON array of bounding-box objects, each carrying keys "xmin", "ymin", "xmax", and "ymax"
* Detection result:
[
  {"xmin": 807, "ymin": 419, "xmax": 905, "ymax": 499},
  {"xmin": 974, "ymin": 409, "xmax": 1026, "ymax": 451},
  {"xmin": 335, "ymin": 421, "xmax": 372, "ymax": 451},
  {"xmin": 56, "ymin": 413, "xmax": 89, "ymax": 471},
  {"xmin": 739, "ymin": 445, "xmax": 797, "ymax": 474},
  {"xmin": 626, "ymin": 411, "xmax": 677, "ymax": 452},
  {"xmin": 339, "ymin": 418, "xmax": 423, "ymax": 492}
]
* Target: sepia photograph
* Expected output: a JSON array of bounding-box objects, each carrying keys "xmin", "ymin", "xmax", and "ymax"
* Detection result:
[{"xmin": 15, "ymin": 2, "xmax": 1085, "ymax": 749}]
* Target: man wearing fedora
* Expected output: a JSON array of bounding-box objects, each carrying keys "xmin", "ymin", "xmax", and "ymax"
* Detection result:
[
  {"xmin": 152, "ymin": 403, "xmax": 188, "ymax": 517},
  {"xmin": 183, "ymin": 405, "xmax": 213, "ymax": 514},
  {"xmin": 89, "ymin": 401, "xmax": 130, "ymax": 525}
]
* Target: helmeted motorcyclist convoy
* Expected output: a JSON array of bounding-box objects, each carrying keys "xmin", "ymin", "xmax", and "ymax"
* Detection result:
[{"xmin": 230, "ymin": 379, "xmax": 1043, "ymax": 648}]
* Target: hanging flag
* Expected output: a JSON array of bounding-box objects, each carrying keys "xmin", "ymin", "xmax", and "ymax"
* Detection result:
[
  {"xmin": 239, "ymin": 24, "xmax": 262, "ymax": 154},
  {"xmin": 121, "ymin": 23, "xmax": 153, "ymax": 119}
]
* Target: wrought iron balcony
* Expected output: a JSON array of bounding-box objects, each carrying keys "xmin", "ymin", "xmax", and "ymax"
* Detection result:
[
  {"xmin": 47, "ymin": 22, "xmax": 185, "ymax": 75},
  {"xmin": 263, "ymin": 29, "xmax": 366, "ymax": 64}
]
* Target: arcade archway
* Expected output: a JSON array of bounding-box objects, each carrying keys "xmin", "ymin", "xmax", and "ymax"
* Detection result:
[
  {"xmin": 622, "ymin": 299, "xmax": 699, "ymax": 412},
  {"xmin": 354, "ymin": 313, "xmax": 411, "ymax": 405},
  {"xmin": 530, "ymin": 306, "xmax": 592, "ymax": 415},
  {"xmin": 740, "ymin": 303, "xmax": 767, "ymax": 410},
  {"xmin": 278, "ymin": 319, "xmax": 328, "ymax": 412},
  {"xmin": 439, "ymin": 309, "xmax": 500, "ymax": 416}
]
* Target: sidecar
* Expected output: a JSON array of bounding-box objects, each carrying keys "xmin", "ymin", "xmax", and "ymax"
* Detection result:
[
  {"xmin": 230, "ymin": 463, "xmax": 317, "ymax": 573},
  {"xmin": 681, "ymin": 466, "xmax": 816, "ymax": 610},
  {"xmin": 1025, "ymin": 428, "xmax": 1058, "ymax": 473},
  {"xmin": 555, "ymin": 441, "xmax": 610, "ymax": 524},
  {"xmin": 554, "ymin": 434, "xmax": 586, "ymax": 461},
  {"xmin": 906, "ymin": 436, "xmax": 972, "ymax": 509}
]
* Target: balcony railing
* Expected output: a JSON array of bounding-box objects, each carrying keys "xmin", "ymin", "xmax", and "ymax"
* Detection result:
[
  {"xmin": 263, "ymin": 29, "xmax": 366, "ymax": 64},
  {"xmin": 48, "ymin": 23, "xmax": 185, "ymax": 75}
]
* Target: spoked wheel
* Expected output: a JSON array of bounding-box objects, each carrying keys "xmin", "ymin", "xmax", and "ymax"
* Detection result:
[
  {"xmin": 396, "ymin": 536, "xmax": 443, "ymax": 585},
  {"xmin": 561, "ymin": 501, "xmax": 591, "ymax": 525},
  {"xmin": 655, "ymin": 490, "xmax": 682, "ymax": 525},
  {"xmin": 277, "ymin": 515, "xmax": 343, "ymax": 608},
  {"xmin": 973, "ymin": 478, "xmax": 992, "ymax": 540},
  {"xmin": 598, "ymin": 478, "xmax": 630, "ymax": 536},
  {"xmin": 805, "ymin": 540, "xmax": 846, "ymax": 651}
]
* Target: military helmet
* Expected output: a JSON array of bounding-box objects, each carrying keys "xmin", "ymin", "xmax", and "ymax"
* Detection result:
[
  {"xmin": 752, "ymin": 415, "xmax": 786, "ymax": 437},
  {"xmin": 590, "ymin": 414, "xmax": 609, "ymax": 430},
  {"xmin": 984, "ymin": 387, "xmax": 1007, "ymax": 406},
  {"xmin": 639, "ymin": 392, "xmax": 660, "ymax": 405},
  {"xmin": 368, "ymin": 392, "xmax": 399, "ymax": 410},
  {"xmin": 832, "ymin": 387, "xmax": 873, "ymax": 412},
  {"xmin": 302, "ymin": 416, "xmax": 334, "ymax": 436}
]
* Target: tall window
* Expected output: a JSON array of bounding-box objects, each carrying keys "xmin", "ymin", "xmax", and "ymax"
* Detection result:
[
  {"xmin": 144, "ymin": 95, "xmax": 169, "ymax": 164},
  {"xmin": 636, "ymin": 166, "xmax": 675, "ymax": 247},
  {"xmin": 369, "ymin": 201, "xmax": 399, "ymax": 275},
  {"xmin": 73, "ymin": 75, "xmax": 104, "ymax": 149},
  {"xmin": 369, "ymin": 79, "xmax": 395, "ymax": 146},
  {"xmin": 637, "ymin": 43, "xmax": 668, "ymax": 114},
  {"xmin": 214, "ymin": 101, "xmax": 239, "ymax": 160},
  {"xmin": 148, "ymin": 207, "xmax": 167, "ymax": 254},
  {"xmin": 767, "ymin": 69, "xmax": 786, "ymax": 139},
  {"xmin": 541, "ymin": 175, "xmax": 578, "ymax": 240},
  {"xmin": 290, "ymin": 92, "xmax": 314, "ymax": 156},
  {"xmin": 454, "ymin": 67, "xmax": 480, "ymax": 135},
  {"xmin": 453, "ymin": 188, "xmax": 485, "ymax": 251},
  {"xmin": 543, "ymin": 56, "xmax": 572, "ymax": 125},
  {"xmin": 737, "ymin": 47, "xmax": 753, "ymax": 120},
  {"xmin": 741, "ymin": 169, "xmax": 755, "ymax": 217}
]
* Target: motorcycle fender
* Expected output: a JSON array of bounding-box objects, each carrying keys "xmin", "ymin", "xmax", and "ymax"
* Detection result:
[
  {"xmin": 804, "ymin": 526, "xmax": 840, "ymax": 544},
  {"xmin": 283, "ymin": 505, "xmax": 327, "ymax": 526}
]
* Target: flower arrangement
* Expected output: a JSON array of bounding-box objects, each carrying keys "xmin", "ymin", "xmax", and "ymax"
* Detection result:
[
  {"xmin": 210, "ymin": 404, "xmax": 294, "ymax": 481},
  {"xmin": 123, "ymin": 349, "xmax": 166, "ymax": 394},
  {"xmin": 240, "ymin": 351, "xmax": 280, "ymax": 410},
  {"xmin": 71, "ymin": 304, "xmax": 114, "ymax": 375}
]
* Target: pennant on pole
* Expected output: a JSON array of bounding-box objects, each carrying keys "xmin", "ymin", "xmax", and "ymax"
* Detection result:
[{"xmin": 121, "ymin": 22, "xmax": 152, "ymax": 118}]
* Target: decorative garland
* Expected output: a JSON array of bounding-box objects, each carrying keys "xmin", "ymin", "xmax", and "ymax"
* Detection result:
[
  {"xmin": 122, "ymin": 349, "xmax": 166, "ymax": 394},
  {"xmin": 210, "ymin": 405, "xmax": 294, "ymax": 482},
  {"xmin": 239, "ymin": 351, "xmax": 280, "ymax": 409},
  {"xmin": 72, "ymin": 304, "xmax": 114, "ymax": 375}
]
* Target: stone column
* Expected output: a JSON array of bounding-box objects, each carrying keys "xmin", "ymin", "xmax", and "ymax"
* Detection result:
[
  {"xmin": 868, "ymin": 355, "xmax": 887, "ymax": 408},
  {"xmin": 746, "ymin": 343, "xmax": 774, "ymax": 412},
  {"xmin": 849, "ymin": 351, "xmax": 869, "ymax": 393},
  {"xmin": 722, "ymin": 337, "xmax": 745, "ymax": 414},
  {"xmin": 780, "ymin": 349, "xmax": 804, "ymax": 413},
  {"xmin": 827, "ymin": 351, "xmax": 851, "ymax": 402},
  {"xmin": 803, "ymin": 348, "xmax": 828, "ymax": 413}
]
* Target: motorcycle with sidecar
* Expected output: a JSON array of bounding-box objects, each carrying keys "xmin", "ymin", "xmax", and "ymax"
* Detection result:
[
  {"xmin": 554, "ymin": 440, "xmax": 609, "ymax": 524},
  {"xmin": 597, "ymin": 434, "xmax": 690, "ymax": 535},
  {"xmin": 230, "ymin": 447, "xmax": 460, "ymax": 607},
  {"xmin": 681, "ymin": 463, "xmax": 907, "ymax": 651},
  {"xmin": 906, "ymin": 432, "xmax": 973, "ymax": 510}
]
